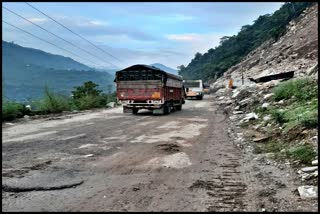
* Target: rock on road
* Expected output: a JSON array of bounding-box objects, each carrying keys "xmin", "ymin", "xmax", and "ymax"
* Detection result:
[{"xmin": 2, "ymin": 95, "xmax": 316, "ymax": 212}]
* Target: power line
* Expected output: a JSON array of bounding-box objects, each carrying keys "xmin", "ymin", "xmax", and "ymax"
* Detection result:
[
  {"xmin": 3, "ymin": 6, "xmax": 116, "ymax": 67},
  {"xmin": 25, "ymin": 2, "xmax": 123, "ymax": 65},
  {"xmin": 3, "ymin": 20, "xmax": 97, "ymax": 66}
]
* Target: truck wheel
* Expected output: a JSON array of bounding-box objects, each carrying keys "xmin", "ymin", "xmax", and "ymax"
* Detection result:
[
  {"xmin": 176, "ymin": 104, "xmax": 182, "ymax": 111},
  {"xmin": 132, "ymin": 108, "xmax": 139, "ymax": 114},
  {"xmin": 164, "ymin": 103, "xmax": 170, "ymax": 114}
]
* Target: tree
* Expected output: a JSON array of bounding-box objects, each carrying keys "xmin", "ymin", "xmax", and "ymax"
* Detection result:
[
  {"xmin": 71, "ymin": 81, "xmax": 102, "ymax": 99},
  {"xmin": 219, "ymin": 36, "xmax": 231, "ymax": 45},
  {"xmin": 177, "ymin": 65, "xmax": 186, "ymax": 75}
]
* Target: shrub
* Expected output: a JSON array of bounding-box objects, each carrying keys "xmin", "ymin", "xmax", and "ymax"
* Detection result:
[
  {"xmin": 73, "ymin": 95, "xmax": 101, "ymax": 110},
  {"xmin": 2, "ymin": 100, "xmax": 27, "ymax": 121},
  {"xmin": 71, "ymin": 81, "xmax": 102, "ymax": 99},
  {"xmin": 37, "ymin": 87, "xmax": 72, "ymax": 113}
]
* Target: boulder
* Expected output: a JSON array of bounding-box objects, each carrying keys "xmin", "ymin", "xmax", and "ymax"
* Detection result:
[
  {"xmin": 301, "ymin": 166, "xmax": 318, "ymax": 173},
  {"xmin": 263, "ymin": 115, "xmax": 271, "ymax": 121},
  {"xmin": 262, "ymin": 103, "xmax": 270, "ymax": 108},
  {"xmin": 233, "ymin": 111, "xmax": 244, "ymax": 114},
  {"xmin": 244, "ymin": 112, "xmax": 258, "ymax": 120},
  {"xmin": 253, "ymin": 136, "xmax": 270, "ymax": 142},
  {"xmin": 232, "ymin": 90, "xmax": 240, "ymax": 99},
  {"xmin": 307, "ymin": 63, "xmax": 318, "ymax": 76},
  {"xmin": 239, "ymin": 98, "xmax": 252, "ymax": 106},
  {"xmin": 240, "ymin": 112, "xmax": 258, "ymax": 123},
  {"xmin": 106, "ymin": 102, "xmax": 116, "ymax": 108},
  {"xmin": 312, "ymin": 160, "xmax": 318, "ymax": 166},
  {"xmin": 263, "ymin": 93, "xmax": 274, "ymax": 100},
  {"xmin": 297, "ymin": 186, "xmax": 318, "ymax": 199},
  {"xmin": 266, "ymin": 153, "xmax": 275, "ymax": 158}
]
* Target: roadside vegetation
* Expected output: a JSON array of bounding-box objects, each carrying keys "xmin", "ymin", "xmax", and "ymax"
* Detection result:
[
  {"xmin": 2, "ymin": 81, "xmax": 117, "ymax": 122},
  {"xmin": 253, "ymin": 77, "xmax": 318, "ymax": 164}
]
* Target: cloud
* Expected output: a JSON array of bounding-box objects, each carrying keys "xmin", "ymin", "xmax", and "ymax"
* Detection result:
[
  {"xmin": 89, "ymin": 20, "xmax": 108, "ymax": 26},
  {"xmin": 27, "ymin": 17, "xmax": 48, "ymax": 23},
  {"xmin": 172, "ymin": 14, "xmax": 194, "ymax": 21},
  {"xmin": 167, "ymin": 34, "xmax": 196, "ymax": 41},
  {"xmin": 52, "ymin": 15, "xmax": 156, "ymax": 41}
]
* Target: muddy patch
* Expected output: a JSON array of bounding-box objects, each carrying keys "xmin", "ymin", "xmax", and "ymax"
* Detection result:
[
  {"xmin": 156, "ymin": 143, "xmax": 181, "ymax": 153},
  {"xmin": 189, "ymin": 180, "xmax": 223, "ymax": 190}
]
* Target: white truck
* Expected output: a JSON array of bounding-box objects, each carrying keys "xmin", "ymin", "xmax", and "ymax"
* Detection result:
[{"xmin": 183, "ymin": 80, "xmax": 204, "ymax": 100}]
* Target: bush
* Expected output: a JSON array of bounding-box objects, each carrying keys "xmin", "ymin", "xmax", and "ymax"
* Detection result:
[
  {"xmin": 71, "ymin": 81, "xmax": 117, "ymax": 110},
  {"xmin": 37, "ymin": 87, "xmax": 72, "ymax": 113},
  {"xmin": 73, "ymin": 95, "xmax": 101, "ymax": 110},
  {"xmin": 2, "ymin": 100, "xmax": 27, "ymax": 121}
]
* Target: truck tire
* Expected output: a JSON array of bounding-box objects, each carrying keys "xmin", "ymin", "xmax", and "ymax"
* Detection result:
[
  {"xmin": 197, "ymin": 95, "xmax": 203, "ymax": 100},
  {"xmin": 164, "ymin": 102, "xmax": 171, "ymax": 114},
  {"xmin": 132, "ymin": 108, "xmax": 139, "ymax": 114}
]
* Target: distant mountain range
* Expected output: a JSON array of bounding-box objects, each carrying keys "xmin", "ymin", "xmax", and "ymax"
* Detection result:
[
  {"xmin": 2, "ymin": 41, "xmax": 115, "ymax": 102},
  {"xmin": 2, "ymin": 41, "xmax": 180, "ymax": 102},
  {"xmin": 102, "ymin": 63, "xmax": 178, "ymax": 75},
  {"xmin": 150, "ymin": 63, "xmax": 178, "ymax": 75}
]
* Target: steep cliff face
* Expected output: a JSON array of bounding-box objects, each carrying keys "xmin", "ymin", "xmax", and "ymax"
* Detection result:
[{"xmin": 224, "ymin": 4, "xmax": 318, "ymax": 84}]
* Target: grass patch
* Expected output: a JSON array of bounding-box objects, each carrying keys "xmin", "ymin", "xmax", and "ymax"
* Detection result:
[
  {"xmin": 273, "ymin": 78, "xmax": 318, "ymax": 102},
  {"xmin": 288, "ymin": 144, "xmax": 316, "ymax": 164},
  {"xmin": 264, "ymin": 140, "xmax": 286, "ymax": 153},
  {"xmin": 270, "ymin": 109, "xmax": 287, "ymax": 124},
  {"xmin": 254, "ymin": 140, "xmax": 316, "ymax": 164},
  {"xmin": 262, "ymin": 78, "xmax": 318, "ymax": 130}
]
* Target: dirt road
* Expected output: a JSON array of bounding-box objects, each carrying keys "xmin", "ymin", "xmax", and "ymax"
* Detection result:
[{"xmin": 2, "ymin": 95, "xmax": 317, "ymax": 211}]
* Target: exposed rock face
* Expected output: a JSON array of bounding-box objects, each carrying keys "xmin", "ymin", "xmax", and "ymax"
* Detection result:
[{"xmin": 222, "ymin": 4, "xmax": 318, "ymax": 85}]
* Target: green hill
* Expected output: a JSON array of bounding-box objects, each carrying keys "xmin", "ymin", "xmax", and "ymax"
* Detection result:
[
  {"xmin": 178, "ymin": 2, "xmax": 313, "ymax": 81},
  {"xmin": 2, "ymin": 41, "xmax": 115, "ymax": 102}
]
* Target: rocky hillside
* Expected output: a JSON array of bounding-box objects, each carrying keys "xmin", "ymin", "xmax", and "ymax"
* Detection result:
[
  {"xmin": 223, "ymin": 4, "xmax": 318, "ymax": 85},
  {"xmin": 209, "ymin": 3, "xmax": 318, "ymax": 203},
  {"xmin": 179, "ymin": 2, "xmax": 314, "ymax": 81}
]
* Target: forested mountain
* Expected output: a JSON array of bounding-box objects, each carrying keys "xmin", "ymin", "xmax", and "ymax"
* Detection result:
[
  {"xmin": 2, "ymin": 41, "xmax": 114, "ymax": 102},
  {"xmin": 178, "ymin": 2, "xmax": 313, "ymax": 81}
]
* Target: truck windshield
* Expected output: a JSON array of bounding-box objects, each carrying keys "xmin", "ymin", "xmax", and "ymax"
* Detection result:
[
  {"xmin": 184, "ymin": 82, "xmax": 200, "ymax": 88},
  {"xmin": 117, "ymin": 70, "xmax": 163, "ymax": 81}
]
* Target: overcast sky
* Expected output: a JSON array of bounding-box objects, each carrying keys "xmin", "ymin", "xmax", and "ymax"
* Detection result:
[{"xmin": 2, "ymin": 2, "xmax": 284, "ymax": 69}]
